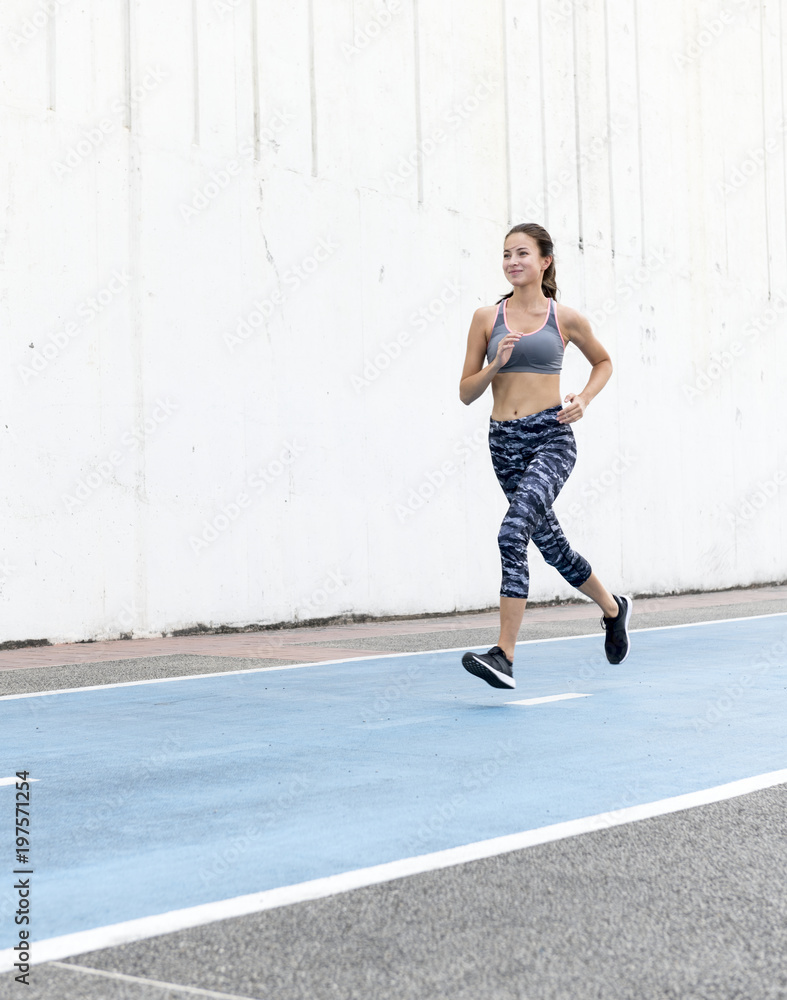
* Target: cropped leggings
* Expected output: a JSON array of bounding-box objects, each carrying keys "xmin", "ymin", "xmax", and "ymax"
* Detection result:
[{"xmin": 489, "ymin": 404, "xmax": 592, "ymax": 599}]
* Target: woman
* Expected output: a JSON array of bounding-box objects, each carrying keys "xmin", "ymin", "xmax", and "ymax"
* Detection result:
[{"xmin": 458, "ymin": 222, "xmax": 631, "ymax": 690}]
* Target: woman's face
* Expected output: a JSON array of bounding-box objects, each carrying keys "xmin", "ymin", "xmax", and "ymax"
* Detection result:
[{"xmin": 502, "ymin": 234, "xmax": 548, "ymax": 287}]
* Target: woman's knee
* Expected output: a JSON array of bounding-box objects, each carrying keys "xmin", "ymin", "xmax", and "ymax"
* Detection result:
[
  {"xmin": 542, "ymin": 542, "xmax": 588, "ymax": 579},
  {"xmin": 498, "ymin": 522, "xmax": 518, "ymax": 556}
]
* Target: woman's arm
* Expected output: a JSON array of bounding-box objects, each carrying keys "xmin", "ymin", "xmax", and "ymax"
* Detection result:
[
  {"xmin": 459, "ymin": 306, "xmax": 503, "ymax": 405},
  {"xmin": 556, "ymin": 305, "xmax": 613, "ymax": 423}
]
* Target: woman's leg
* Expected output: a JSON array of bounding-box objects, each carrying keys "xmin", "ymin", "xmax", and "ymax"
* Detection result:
[
  {"xmin": 577, "ymin": 571, "xmax": 618, "ymax": 618},
  {"xmin": 492, "ymin": 422, "xmax": 579, "ymax": 660},
  {"xmin": 497, "ymin": 596, "xmax": 527, "ymax": 662},
  {"xmin": 530, "ymin": 509, "xmax": 618, "ymax": 617},
  {"xmin": 529, "ymin": 505, "xmax": 632, "ymax": 663}
]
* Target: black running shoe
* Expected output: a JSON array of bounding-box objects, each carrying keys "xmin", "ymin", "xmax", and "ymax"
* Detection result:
[
  {"xmin": 462, "ymin": 646, "xmax": 516, "ymax": 689},
  {"xmin": 601, "ymin": 594, "xmax": 633, "ymax": 664}
]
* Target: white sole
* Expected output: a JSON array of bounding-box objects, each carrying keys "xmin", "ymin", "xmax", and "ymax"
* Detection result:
[
  {"xmin": 616, "ymin": 594, "xmax": 633, "ymax": 663},
  {"xmin": 462, "ymin": 652, "xmax": 516, "ymax": 689}
]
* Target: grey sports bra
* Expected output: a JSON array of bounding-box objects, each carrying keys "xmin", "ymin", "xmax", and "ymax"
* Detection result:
[{"xmin": 486, "ymin": 296, "xmax": 565, "ymax": 373}]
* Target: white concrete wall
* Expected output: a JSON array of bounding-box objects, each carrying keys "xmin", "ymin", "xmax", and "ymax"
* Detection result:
[{"xmin": 1, "ymin": 0, "xmax": 785, "ymax": 644}]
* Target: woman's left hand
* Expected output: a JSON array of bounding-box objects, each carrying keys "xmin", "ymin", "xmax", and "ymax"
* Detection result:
[{"xmin": 556, "ymin": 393, "xmax": 586, "ymax": 423}]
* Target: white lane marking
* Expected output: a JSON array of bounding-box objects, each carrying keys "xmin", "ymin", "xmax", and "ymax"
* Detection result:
[
  {"xmin": 48, "ymin": 962, "xmax": 259, "ymax": 1000},
  {"xmin": 0, "ymin": 651, "xmax": 423, "ymax": 700},
  {"xmin": 0, "ymin": 610, "xmax": 785, "ymax": 702},
  {"xmin": 0, "ymin": 777, "xmax": 40, "ymax": 786},
  {"xmin": 4, "ymin": 766, "xmax": 786, "ymax": 973},
  {"xmin": 352, "ymin": 715, "xmax": 447, "ymax": 729},
  {"xmin": 508, "ymin": 693, "xmax": 591, "ymax": 706}
]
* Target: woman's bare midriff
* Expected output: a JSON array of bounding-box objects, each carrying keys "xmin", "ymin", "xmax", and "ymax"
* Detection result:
[{"xmin": 489, "ymin": 371, "xmax": 562, "ymax": 421}]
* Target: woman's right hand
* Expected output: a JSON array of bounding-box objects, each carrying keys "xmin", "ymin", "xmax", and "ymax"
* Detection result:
[{"xmin": 495, "ymin": 331, "xmax": 524, "ymax": 367}]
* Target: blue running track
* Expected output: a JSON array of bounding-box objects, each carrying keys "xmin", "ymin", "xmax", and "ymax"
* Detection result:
[{"xmin": 1, "ymin": 614, "xmax": 786, "ymax": 948}]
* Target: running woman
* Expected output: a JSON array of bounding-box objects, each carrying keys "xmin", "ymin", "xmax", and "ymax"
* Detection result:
[{"xmin": 458, "ymin": 222, "xmax": 632, "ymax": 690}]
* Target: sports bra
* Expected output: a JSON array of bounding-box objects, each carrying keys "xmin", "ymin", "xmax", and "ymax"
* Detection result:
[{"xmin": 485, "ymin": 296, "xmax": 565, "ymax": 373}]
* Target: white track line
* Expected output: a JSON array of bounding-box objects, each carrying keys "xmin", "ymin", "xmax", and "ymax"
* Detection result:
[
  {"xmin": 352, "ymin": 714, "xmax": 447, "ymax": 729},
  {"xmin": 508, "ymin": 693, "xmax": 591, "ymax": 706},
  {"xmin": 48, "ymin": 962, "xmax": 259, "ymax": 1000},
  {"xmin": 2, "ymin": 766, "xmax": 786, "ymax": 973},
  {"xmin": 1, "ymin": 610, "xmax": 785, "ymax": 702},
  {"xmin": 0, "ymin": 777, "xmax": 39, "ymax": 786}
]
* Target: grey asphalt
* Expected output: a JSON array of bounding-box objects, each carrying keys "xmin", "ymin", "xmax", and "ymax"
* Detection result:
[
  {"xmin": 2, "ymin": 594, "xmax": 786, "ymax": 698},
  {"xmin": 6, "ymin": 787, "xmax": 787, "ymax": 999},
  {"xmin": 3, "ymin": 591, "xmax": 787, "ymax": 999},
  {"xmin": 0, "ymin": 654, "xmax": 297, "ymax": 698}
]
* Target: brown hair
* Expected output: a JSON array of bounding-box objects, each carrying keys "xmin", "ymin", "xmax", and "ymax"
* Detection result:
[{"xmin": 496, "ymin": 223, "xmax": 559, "ymax": 303}]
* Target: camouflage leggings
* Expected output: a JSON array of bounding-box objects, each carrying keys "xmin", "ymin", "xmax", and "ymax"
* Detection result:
[{"xmin": 489, "ymin": 404, "xmax": 592, "ymax": 599}]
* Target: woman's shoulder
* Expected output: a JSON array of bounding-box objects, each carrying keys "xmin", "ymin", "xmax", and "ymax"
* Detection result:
[
  {"xmin": 553, "ymin": 301, "xmax": 591, "ymax": 338},
  {"xmin": 470, "ymin": 302, "xmax": 502, "ymax": 335},
  {"xmin": 553, "ymin": 300, "xmax": 581, "ymax": 322},
  {"xmin": 474, "ymin": 301, "xmax": 502, "ymax": 317}
]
